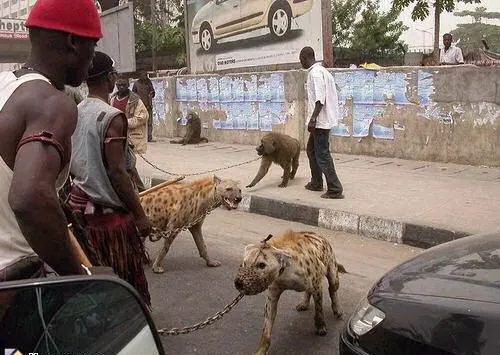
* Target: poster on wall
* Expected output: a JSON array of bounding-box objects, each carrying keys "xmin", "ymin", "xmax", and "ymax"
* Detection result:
[{"xmin": 186, "ymin": 0, "xmax": 324, "ymax": 73}]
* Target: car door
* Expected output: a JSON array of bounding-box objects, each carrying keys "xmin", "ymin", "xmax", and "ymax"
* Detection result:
[
  {"xmin": 239, "ymin": 0, "xmax": 268, "ymax": 31},
  {"xmin": 213, "ymin": 0, "xmax": 242, "ymax": 37}
]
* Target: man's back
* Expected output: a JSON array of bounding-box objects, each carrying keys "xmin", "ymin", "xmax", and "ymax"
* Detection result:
[
  {"xmin": 306, "ymin": 63, "xmax": 339, "ymax": 130},
  {"xmin": 71, "ymin": 98, "xmax": 127, "ymax": 210}
]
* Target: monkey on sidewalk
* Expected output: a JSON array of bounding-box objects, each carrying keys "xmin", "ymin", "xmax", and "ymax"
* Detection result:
[
  {"xmin": 246, "ymin": 132, "xmax": 300, "ymax": 188},
  {"xmin": 170, "ymin": 111, "xmax": 209, "ymax": 145}
]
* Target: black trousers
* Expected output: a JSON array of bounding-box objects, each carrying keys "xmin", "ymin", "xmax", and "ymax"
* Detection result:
[
  {"xmin": 147, "ymin": 107, "xmax": 153, "ymax": 141},
  {"xmin": 306, "ymin": 129, "xmax": 343, "ymax": 194}
]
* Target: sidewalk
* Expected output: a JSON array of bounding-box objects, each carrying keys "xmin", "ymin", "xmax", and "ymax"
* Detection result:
[{"xmin": 136, "ymin": 138, "xmax": 500, "ymax": 248}]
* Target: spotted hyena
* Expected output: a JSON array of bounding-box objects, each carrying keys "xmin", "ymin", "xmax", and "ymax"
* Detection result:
[
  {"xmin": 234, "ymin": 230, "xmax": 346, "ymax": 355},
  {"xmin": 141, "ymin": 175, "xmax": 242, "ymax": 273}
]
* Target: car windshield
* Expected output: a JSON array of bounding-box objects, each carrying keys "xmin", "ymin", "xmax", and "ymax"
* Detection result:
[{"xmin": 404, "ymin": 234, "xmax": 500, "ymax": 286}]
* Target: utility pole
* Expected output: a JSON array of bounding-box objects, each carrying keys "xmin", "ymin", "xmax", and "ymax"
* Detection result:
[{"xmin": 151, "ymin": 0, "xmax": 157, "ymax": 72}]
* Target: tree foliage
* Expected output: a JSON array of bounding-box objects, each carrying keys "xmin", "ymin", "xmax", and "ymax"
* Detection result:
[
  {"xmin": 331, "ymin": 0, "xmax": 367, "ymax": 47},
  {"xmin": 454, "ymin": 6, "xmax": 500, "ymax": 22},
  {"xmin": 451, "ymin": 23, "xmax": 500, "ymax": 53},
  {"xmin": 391, "ymin": 0, "xmax": 482, "ymax": 21},
  {"xmin": 350, "ymin": 1, "xmax": 408, "ymax": 60},
  {"xmin": 391, "ymin": 0, "xmax": 482, "ymax": 64},
  {"xmin": 133, "ymin": 0, "xmax": 186, "ymax": 67}
]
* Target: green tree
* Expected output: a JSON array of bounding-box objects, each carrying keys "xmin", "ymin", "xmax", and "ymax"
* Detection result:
[
  {"xmin": 454, "ymin": 6, "xmax": 500, "ymax": 23},
  {"xmin": 331, "ymin": 0, "xmax": 367, "ymax": 48},
  {"xmin": 391, "ymin": 0, "xmax": 482, "ymax": 64},
  {"xmin": 351, "ymin": 1, "xmax": 408, "ymax": 61},
  {"xmin": 134, "ymin": 0, "xmax": 186, "ymax": 69},
  {"xmin": 451, "ymin": 23, "xmax": 500, "ymax": 54}
]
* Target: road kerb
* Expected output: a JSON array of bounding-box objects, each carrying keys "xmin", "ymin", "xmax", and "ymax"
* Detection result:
[{"xmin": 140, "ymin": 175, "xmax": 471, "ymax": 249}]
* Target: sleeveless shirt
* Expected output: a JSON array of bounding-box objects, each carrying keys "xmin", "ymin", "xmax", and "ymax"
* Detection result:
[
  {"xmin": 0, "ymin": 71, "xmax": 70, "ymax": 270},
  {"xmin": 71, "ymin": 97, "xmax": 127, "ymax": 210}
]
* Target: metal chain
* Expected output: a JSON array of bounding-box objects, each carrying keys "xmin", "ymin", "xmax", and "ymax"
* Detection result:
[
  {"xmin": 148, "ymin": 198, "xmax": 221, "ymax": 242},
  {"xmin": 157, "ymin": 293, "xmax": 245, "ymax": 336},
  {"xmin": 138, "ymin": 153, "xmax": 261, "ymax": 177}
]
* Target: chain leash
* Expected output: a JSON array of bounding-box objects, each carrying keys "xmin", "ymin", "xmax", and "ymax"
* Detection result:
[
  {"xmin": 148, "ymin": 199, "xmax": 220, "ymax": 242},
  {"xmin": 157, "ymin": 293, "xmax": 245, "ymax": 336},
  {"xmin": 138, "ymin": 153, "xmax": 261, "ymax": 177}
]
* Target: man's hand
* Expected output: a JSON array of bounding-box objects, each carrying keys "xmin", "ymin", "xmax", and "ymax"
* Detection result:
[
  {"xmin": 308, "ymin": 118, "xmax": 317, "ymax": 133},
  {"xmin": 135, "ymin": 215, "xmax": 152, "ymax": 239}
]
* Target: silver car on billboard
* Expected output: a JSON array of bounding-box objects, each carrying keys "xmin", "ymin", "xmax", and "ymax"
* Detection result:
[{"xmin": 191, "ymin": 0, "xmax": 314, "ymax": 52}]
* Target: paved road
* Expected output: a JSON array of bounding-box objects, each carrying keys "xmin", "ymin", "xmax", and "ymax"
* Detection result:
[{"xmin": 144, "ymin": 209, "xmax": 421, "ymax": 355}]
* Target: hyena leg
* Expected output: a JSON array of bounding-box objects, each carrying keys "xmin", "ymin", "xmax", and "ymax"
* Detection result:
[
  {"xmin": 256, "ymin": 289, "xmax": 282, "ymax": 355},
  {"xmin": 296, "ymin": 291, "xmax": 311, "ymax": 311},
  {"xmin": 189, "ymin": 221, "xmax": 221, "ymax": 267},
  {"xmin": 312, "ymin": 285, "xmax": 327, "ymax": 336},
  {"xmin": 152, "ymin": 233, "xmax": 178, "ymax": 274},
  {"xmin": 326, "ymin": 261, "xmax": 343, "ymax": 318}
]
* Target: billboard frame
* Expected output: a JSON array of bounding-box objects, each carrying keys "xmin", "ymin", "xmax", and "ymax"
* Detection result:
[{"xmin": 183, "ymin": 0, "xmax": 333, "ymax": 74}]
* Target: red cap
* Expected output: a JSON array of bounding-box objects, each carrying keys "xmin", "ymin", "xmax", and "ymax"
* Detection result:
[{"xmin": 25, "ymin": 0, "xmax": 103, "ymax": 39}]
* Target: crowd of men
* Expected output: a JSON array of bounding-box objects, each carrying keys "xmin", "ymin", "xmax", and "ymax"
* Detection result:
[
  {"xmin": 0, "ymin": 0, "xmax": 155, "ymax": 311},
  {"xmin": 0, "ymin": 0, "xmax": 468, "ymax": 333}
]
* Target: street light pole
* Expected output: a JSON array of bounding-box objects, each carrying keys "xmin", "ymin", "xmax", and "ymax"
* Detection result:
[{"xmin": 151, "ymin": 0, "xmax": 157, "ymax": 72}]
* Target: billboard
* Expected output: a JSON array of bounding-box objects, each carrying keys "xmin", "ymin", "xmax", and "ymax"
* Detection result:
[
  {"xmin": 0, "ymin": 18, "xmax": 28, "ymax": 40},
  {"xmin": 185, "ymin": 0, "xmax": 326, "ymax": 73}
]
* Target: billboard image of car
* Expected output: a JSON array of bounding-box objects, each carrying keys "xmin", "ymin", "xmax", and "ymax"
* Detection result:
[{"xmin": 185, "ymin": 0, "xmax": 324, "ymax": 73}]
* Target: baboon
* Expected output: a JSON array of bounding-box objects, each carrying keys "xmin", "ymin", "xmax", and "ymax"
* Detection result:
[
  {"xmin": 170, "ymin": 111, "xmax": 208, "ymax": 145},
  {"xmin": 246, "ymin": 132, "xmax": 300, "ymax": 188}
]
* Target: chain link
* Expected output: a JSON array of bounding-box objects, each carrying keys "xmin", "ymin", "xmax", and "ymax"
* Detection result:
[
  {"xmin": 138, "ymin": 153, "xmax": 261, "ymax": 177},
  {"xmin": 140, "ymin": 153, "xmax": 249, "ymax": 335},
  {"xmin": 157, "ymin": 293, "xmax": 245, "ymax": 336},
  {"xmin": 148, "ymin": 198, "xmax": 220, "ymax": 242}
]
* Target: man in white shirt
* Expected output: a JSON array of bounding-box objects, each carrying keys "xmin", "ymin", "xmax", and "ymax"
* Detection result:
[
  {"xmin": 440, "ymin": 33, "xmax": 464, "ymax": 65},
  {"xmin": 299, "ymin": 47, "xmax": 344, "ymax": 199}
]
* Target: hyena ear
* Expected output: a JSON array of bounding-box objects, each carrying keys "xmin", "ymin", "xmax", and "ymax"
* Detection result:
[
  {"xmin": 244, "ymin": 244, "xmax": 258, "ymax": 255},
  {"xmin": 272, "ymin": 247, "xmax": 291, "ymax": 269},
  {"xmin": 214, "ymin": 175, "xmax": 222, "ymax": 185}
]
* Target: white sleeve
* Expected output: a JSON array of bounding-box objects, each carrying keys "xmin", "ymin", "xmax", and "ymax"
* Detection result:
[
  {"xmin": 309, "ymin": 70, "xmax": 326, "ymax": 105},
  {"xmin": 456, "ymin": 48, "xmax": 464, "ymax": 63}
]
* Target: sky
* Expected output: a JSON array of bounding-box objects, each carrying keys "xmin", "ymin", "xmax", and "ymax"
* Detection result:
[{"xmin": 378, "ymin": 0, "xmax": 500, "ymax": 51}]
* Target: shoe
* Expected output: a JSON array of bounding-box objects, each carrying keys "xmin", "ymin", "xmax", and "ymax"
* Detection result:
[
  {"xmin": 305, "ymin": 182, "xmax": 323, "ymax": 191},
  {"xmin": 320, "ymin": 192, "xmax": 344, "ymax": 199}
]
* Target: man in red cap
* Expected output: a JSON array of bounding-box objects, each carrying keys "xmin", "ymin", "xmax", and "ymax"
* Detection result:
[{"xmin": 0, "ymin": 0, "xmax": 103, "ymax": 281}]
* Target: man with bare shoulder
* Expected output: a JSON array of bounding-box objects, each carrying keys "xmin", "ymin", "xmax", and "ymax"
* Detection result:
[{"xmin": 0, "ymin": 0, "xmax": 103, "ymax": 281}]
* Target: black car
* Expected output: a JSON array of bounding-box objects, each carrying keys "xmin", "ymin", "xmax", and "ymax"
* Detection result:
[{"xmin": 340, "ymin": 232, "xmax": 500, "ymax": 355}]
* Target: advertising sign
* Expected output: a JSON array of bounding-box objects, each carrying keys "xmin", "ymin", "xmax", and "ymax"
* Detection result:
[
  {"xmin": 0, "ymin": 18, "xmax": 28, "ymax": 40},
  {"xmin": 185, "ymin": 0, "xmax": 325, "ymax": 73}
]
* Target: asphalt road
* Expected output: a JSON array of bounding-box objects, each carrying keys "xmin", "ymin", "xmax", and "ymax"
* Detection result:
[{"xmin": 144, "ymin": 209, "xmax": 421, "ymax": 355}]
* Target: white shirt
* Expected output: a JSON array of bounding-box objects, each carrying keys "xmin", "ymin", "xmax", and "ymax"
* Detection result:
[
  {"xmin": 440, "ymin": 46, "xmax": 464, "ymax": 64},
  {"xmin": 306, "ymin": 62, "xmax": 339, "ymax": 129}
]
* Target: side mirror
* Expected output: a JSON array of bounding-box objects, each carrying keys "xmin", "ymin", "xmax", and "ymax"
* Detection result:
[{"xmin": 0, "ymin": 275, "xmax": 165, "ymax": 355}]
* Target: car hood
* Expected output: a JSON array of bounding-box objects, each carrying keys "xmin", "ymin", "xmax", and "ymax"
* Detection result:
[
  {"xmin": 192, "ymin": 1, "xmax": 215, "ymax": 28},
  {"xmin": 370, "ymin": 232, "xmax": 500, "ymax": 303}
]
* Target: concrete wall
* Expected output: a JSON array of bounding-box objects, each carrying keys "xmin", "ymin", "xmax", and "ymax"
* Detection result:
[{"xmin": 150, "ymin": 65, "xmax": 500, "ymax": 167}]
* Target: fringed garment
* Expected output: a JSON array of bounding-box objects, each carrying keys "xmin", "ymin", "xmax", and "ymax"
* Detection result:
[{"xmin": 68, "ymin": 185, "xmax": 152, "ymax": 309}]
